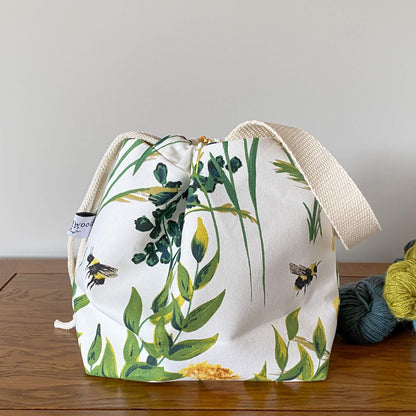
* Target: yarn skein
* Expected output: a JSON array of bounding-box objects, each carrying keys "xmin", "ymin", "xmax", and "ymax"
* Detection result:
[
  {"xmin": 384, "ymin": 259, "xmax": 416, "ymax": 320},
  {"xmin": 384, "ymin": 240, "xmax": 416, "ymax": 325},
  {"xmin": 338, "ymin": 274, "xmax": 398, "ymax": 344},
  {"xmin": 338, "ymin": 240, "xmax": 416, "ymax": 344}
]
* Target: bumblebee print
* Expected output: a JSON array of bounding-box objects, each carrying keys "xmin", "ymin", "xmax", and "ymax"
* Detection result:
[
  {"xmin": 86, "ymin": 253, "xmax": 118, "ymax": 289},
  {"xmin": 289, "ymin": 261, "xmax": 321, "ymax": 295}
]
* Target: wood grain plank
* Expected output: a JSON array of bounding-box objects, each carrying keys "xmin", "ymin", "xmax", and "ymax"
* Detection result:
[
  {"xmin": 0, "ymin": 413, "xmax": 414, "ymax": 416},
  {"xmin": 0, "ymin": 258, "xmax": 69, "ymax": 291},
  {"xmin": 0, "ymin": 260, "xmax": 17, "ymax": 289},
  {"xmin": 0, "ymin": 273, "xmax": 15, "ymax": 292},
  {"xmin": 337, "ymin": 262, "xmax": 391, "ymax": 278},
  {"xmin": 0, "ymin": 258, "xmax": 68, "ymax": 276},
  {"xmin": 0, "ymin": 271, "xmax": 415, "ymax": 412}
]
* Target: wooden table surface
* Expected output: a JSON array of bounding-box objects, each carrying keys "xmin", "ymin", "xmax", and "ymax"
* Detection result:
[{"xmin": 0, "ymin": 259, "xmax": 414, "ymax": 415}]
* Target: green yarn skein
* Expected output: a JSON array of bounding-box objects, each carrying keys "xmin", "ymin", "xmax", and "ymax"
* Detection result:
[{"xmin": 384, "ymin": 240, "xmax": 416, "ymax": 331}]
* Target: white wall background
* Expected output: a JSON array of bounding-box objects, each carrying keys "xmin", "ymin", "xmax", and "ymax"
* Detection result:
[{"xmin": 1, "ymin": 0, "xmax": 415, "ymax": 262}]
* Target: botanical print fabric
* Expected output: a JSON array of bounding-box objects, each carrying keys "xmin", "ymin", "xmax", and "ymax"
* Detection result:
[{"xmin": 72, "ymin": 134, "xmax": 338, "ymax": 381}]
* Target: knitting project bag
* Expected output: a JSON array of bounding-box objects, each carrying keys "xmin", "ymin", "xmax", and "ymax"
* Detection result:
[{"xmin": 65, "ymin": 120, "xmax": 380, "ymax": 382}]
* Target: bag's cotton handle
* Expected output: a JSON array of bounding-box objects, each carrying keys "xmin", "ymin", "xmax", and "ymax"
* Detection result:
[
  {"xmin": 67, "ymin": 131, "xmax": 161, "ymax": 285},
  {"xmin": 225, "ymin": 120, "xmax": 380, "ymax": 250}
]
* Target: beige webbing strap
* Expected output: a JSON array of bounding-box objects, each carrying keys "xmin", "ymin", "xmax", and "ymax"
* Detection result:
[
  {"xmin": 67, "ymin": 131, "xmax": 161, "ymax": 285},
  {"xmin": 225, "ymin": 120, "xmax": 380, "ymax": 250}
]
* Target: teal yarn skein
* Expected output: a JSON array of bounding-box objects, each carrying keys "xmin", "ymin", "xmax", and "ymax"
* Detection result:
[{"xmin": 337, "ymin": 274, "xmax": 398, "ymax": 344}]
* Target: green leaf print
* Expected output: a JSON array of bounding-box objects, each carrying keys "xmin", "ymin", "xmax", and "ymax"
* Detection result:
[
  {"xmin": 145, "ymin": 242, "xmax": 160, "ymax": 266},
  {"xmin": 303, "ymin": 199, "xmax": 323, "ymax": 244},
  {"xmin": 131, "ymin": 252, "xmax": 147, "ymax": 264},
  {"xmin": 148, "ymin": 184, "xmax": 181, "ymax": 206},
  {"xmin": 102, "ymin": 186, "xmax": 178, "ymax": 206},
  {"xmin": 154, "ymin": 320, "xmax": 173, "ymax": 356},
  {"xmin": 124, "ymin": 178, "xmax": 224, "ymax": 374},
  {"xmin": 146, "ymin": 355, "xmax": 158, "ymax": 366},
  {"xmin": 244, "ymin": 138, "xmax": 267, "ymax": 305},
  {"xmin": 285, "ymin": 307, "xmax": 301, "ymax": 341},
  {"xmin": 298, "ymin": 344, "xmax": 314, "ymax": 381},
  {"xmin": 273, "ymin": 150, "xmax": 323, "ymax": 244},
  {"xmin": 209, "ymin": 148, "xmax": 253, "ymax": 298},
  {"xmin": 186, "ymin": 203, "xmax": 257, "ymax": 223},
  {"xmin": 141, "ymin": 339, "xmax": 162, "ymax": 359},
  {"xmin": 155, "ymin": 235, "xmax": 171, "ymax": 264},
  {"xmin": 136, "ymin": 212, "xmax": 223, "ymax": 371},
  {"xmin": 167, "ymin": 334, "xmax": 219, "ymax": 361},
  {"xmin": 154, "ymin": 162, "xmax": 168, "ymax": 185},
  {"xmin": 182, "ymin": 290, "xmax": 225, "ymax": 333},
  {"xmin": 132, "ymin": 242, "xmax": 161, "ymax": 267},
  {"xmin": 98, "ymin": 135, "xmax": 178, "ymax": 213},
  {"xmin": 313, "ymin": 318, "xmax": 327, "ymax": 360},
  {"xmin": 135, "ymin": 215, "xmax": 154, "ymax": 232},
  {"xmin": 277, "ymin": 355, "xmax": 305, "ymax": 381},
  {"xmin": 227, "ymin": 156, "xmax": 243, "ymax": 173},
  {"xmin": 311, "ymin": 359, "xmax": 329, "ymax": 381},
  {"xmin": 95, "ymin": 338, "xmax": 118, "ymax": 378},
  {"xmin": 188, "ymin": 144, "xmax": 247, "ymax": 264},
  {"xmin": 148, "ymin": 295, "xmax": 184, "ymax": 325},
  {"xmin": 151, "ymin": 270, "xmax": 174, "ymax": 313},
  {"xmin": 122, "ymin": 362, "xmax": 183, "ymax": 381},
  {"xmin": 249, "ymin": 362, "xmax": 271, "ymax": 381},
  {"xmin": 262, "ymin": 308, "xmax": 332, "ymax": 382},
  {"xmin": 108, "ymin": 138, "xmax": 143, "ymax": 181},
  {"xmin": 272, "ymin": 159, "xmax": 308, "ymax": 189},
  {"xmin": 123, "ymin": 287, "xmax": 142, "ymax": 334},
  {"xmin": 177, "ymin": 263, "xmax": 193, "ymax": 301},
  {"xmin": 132, "ymin": 146, "xmax": 160, "ymax": 175},
  {"xmin": 171, "ymin": 297, "xmax": 185, "ymax": 331},
  {"xmin": 87, "ymin": 324, "xmax": 102, "ymax": 368},
  {"xmin": 123, "ymin": 331, "xmax": 140, "ymax": 364},
  {"xmin": 167, "ymin": 216, "xmax": 184, "ymax": 247},
  {"xmin": 272, "ymin": 326, "xmax": 288, "ymax": 371},
  {"xmin": 73, "ymin": 294, "xmax": 90, "ymax": 313},
  {"xmin": 193, "ymin": 250, "xmax": 220, "ymax": 290}
]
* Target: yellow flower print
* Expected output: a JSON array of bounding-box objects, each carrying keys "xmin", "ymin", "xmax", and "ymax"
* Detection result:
[
  {"xmin": 180, "ymin": 361, "xmax": 240, "ymax": 380},
  {"xmin": 191, "ymin": 217, "xmax": 209, "ymax": 263},
  {"xmin": 198, "ymin": 136, "xmax": 215, "ymax": 145}
]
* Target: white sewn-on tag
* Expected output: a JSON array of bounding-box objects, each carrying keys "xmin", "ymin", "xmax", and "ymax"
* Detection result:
[{"xmin": 67, "ymin": 212, "xmax": 96, "ymax": 238}]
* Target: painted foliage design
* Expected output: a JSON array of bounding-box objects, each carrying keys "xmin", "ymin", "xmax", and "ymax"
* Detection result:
[
  {"xmin": 273, "ymin": 146, "xmax": 323, "ymax": 244},
  {"xmin": 72, "ymin": 135, "xmax": 334, "ymax": 381},
  {"xmin": 251, "ymin": 307, "xmax": 330, "ymax": 382},
  {"xmin": 185, "ymin": 139, "xmax": 266, "ymax": 303}
]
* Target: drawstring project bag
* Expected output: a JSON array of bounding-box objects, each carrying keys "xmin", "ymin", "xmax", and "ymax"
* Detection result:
[{"xmin": 63, "ymin": 120, "xmax": 380, "ymax": 382}]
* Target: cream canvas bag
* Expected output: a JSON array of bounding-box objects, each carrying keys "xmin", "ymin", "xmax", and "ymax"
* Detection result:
[{"xmin": 62, "ymin": 120, "xmax": 380, "ymax": 382}]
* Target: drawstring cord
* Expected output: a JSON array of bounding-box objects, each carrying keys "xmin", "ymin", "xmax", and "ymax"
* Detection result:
[{"xmin": 54, "ymin": 318, "xmax": 75, "ymax": 330}]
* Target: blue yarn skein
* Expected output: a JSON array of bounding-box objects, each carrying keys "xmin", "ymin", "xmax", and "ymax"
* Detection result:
[{"xmin": 337, "ymin": 274, "xmax": 398, "ymax": 344}]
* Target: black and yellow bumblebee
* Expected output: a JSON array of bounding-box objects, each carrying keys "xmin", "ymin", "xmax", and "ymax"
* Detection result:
[
  {"xmin": 86, "ymin": 253, "xmax": 118, "ymax": 289},
  {"xmin": 289, "ymin": 261, "xmax": 321, "ymax": 295}
]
